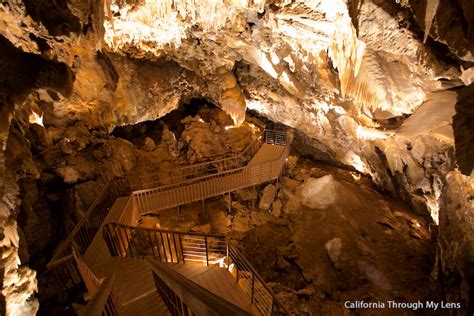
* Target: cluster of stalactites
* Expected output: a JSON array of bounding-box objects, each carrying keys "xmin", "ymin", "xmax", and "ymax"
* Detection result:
[
  {"xmin": 110, "ymin": 0, "xmax": 265, "ymax": 31},
  {"xmin": 327, "ymin": 19, "xmax": 393, "ymax": 116},
  {"xmin": 104, "ymin": 0, "xmax": 266, "ymax": 53},
  {"xmin": 215, "ymin": 68, "xmax": 247, "ymax": 125}
]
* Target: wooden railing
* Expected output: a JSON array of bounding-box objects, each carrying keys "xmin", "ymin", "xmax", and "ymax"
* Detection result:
[
  {"xmin": 228, "ymin": 244, "xmax": 290, "ymax": 316},
  {"xmin": 103, "ymin": 224, "xmax": 290, "ymax": 315},
  {"xmin": 81, "ymin": 274, "xmax": 119, "ymax": 316},
  {"xmin": 103, "ymin": 222, "xmax": 227, "ymax": 265},
  {"xmin": 72, "ymin": 249, "xmax": 102, "ymax": 299},
  {"xmin": 148, "ymin": 259, "xmax": 252, "ymax": 316},
  {"xmin": 131, "ymin": 130, "xmax": 289, "ymax": 214},
  {"xmin": 166, "ymin": 130, "xmax": 264, "ymax": 184},
  {"xmin": 46, "ymin": 177, "xmax": 131, "ymax": 291}
]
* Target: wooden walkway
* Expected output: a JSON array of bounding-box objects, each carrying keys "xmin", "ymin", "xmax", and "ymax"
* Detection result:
[
  {"xmin": 73, "ymin": 131, "xmax": 290, "ymax": 315},
  {"xmin": 165, "ymin": 263, "xmax": 259, "ymax": 315},
  {"xmin": 248, "ymin": 144, "xmax": 286, "ymax": 165},
  {"xmin": 133, "ymin": 141, "xmax": 290, "ymax": 214}
]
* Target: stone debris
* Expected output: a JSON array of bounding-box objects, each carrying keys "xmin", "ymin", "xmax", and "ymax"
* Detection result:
[
  {"xmin": 325, "ymin": 237, "xmax": 343, "ymax": 267},
  {"xmin": 259, "ymin": 184, "xmax": 277, "ymax": 210},
  {"xmin": 302, "ymin": 175, "xmax": 339, "ymax": 209}
]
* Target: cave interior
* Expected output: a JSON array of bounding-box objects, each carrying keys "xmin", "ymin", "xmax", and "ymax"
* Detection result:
[{"xmin": 0, "ymin": 0, "xmax": 473, "ymax": 315}]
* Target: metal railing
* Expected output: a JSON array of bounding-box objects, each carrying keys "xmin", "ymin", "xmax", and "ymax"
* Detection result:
[
  {"xmin": 149, "ymin": 259, "xmax": 252, "ymax": 316},
  {"xmin": 103, "ymin": 222, "xmax": 227, "ymax": 265},
  {"xmin": 166, "ymin": 130, "xmax": 265, "ymax": 184},
  {"xmin": 131, "ymin": 130, "xmax": 289, "ymax": 214},
  {"xmin": 103, "ymin": 224, "xmax": 290, "ymax": 315},
  {"xmin": 228, "ymin": 245, "xmax": 290, "ymax": 316},
  {"xmin": 72, "ymin": 249, "xmax": 102, "ymax": 299},
  {"xmin": 46, "ymin": 177, "xmax": 131, "ymax": 291}
]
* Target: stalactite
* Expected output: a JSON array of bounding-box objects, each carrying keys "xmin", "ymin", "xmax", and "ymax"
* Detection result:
[
  {"xmin": 423, "ymin": 0, "xmax": 440, "ymax": 44},
  {"xmin": 106, "ymin": 0, "xmax": 266, "ymax": 51}
]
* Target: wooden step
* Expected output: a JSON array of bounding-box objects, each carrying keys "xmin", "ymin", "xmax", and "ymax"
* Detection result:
[
  {"xmin": 120, "ymin": 290, "xmax": 171, "ymax": 316},
  {"xmin": 164, "ymin": 263, "xmax": 260, "ymax": 315},
  {"xmin": 91, "ymin": 257, "xmax": 157, "ymax": 307}
]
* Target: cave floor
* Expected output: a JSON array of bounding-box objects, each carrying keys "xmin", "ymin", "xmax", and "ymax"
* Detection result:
[{"xmin": 139, "ymin": 155, "xmax": 440, "ymax": 315}]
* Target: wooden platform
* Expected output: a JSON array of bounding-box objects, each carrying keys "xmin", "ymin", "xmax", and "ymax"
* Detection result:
[
  {"xmin": 164, "ymin": 263, "xmax": 260, "ymax": 315},
  {"xmin": 248, "ymin": 144, "xmax": 286, "ymax": 165},
  {"xmin": 91, "ymin": 257, "xmax": 171, "ymax": 315}
]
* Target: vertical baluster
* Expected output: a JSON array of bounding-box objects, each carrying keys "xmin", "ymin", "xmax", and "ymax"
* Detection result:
[
  {"xmin": 172, "ymin": 234, "xmax": 178, "ymax": 263},
  {"xmin": 160, "ymin": 232, "xmax": 168, "ymax": 262},
  {"xmin": 205, "ymin": 236, "xmax": 209, "ymax": 266},
  {"xmin": 153, "ymin": 231, "xmax": 162, "ymax": 262},
  {"xmin": 251, "ymin": 272, "xmax": 255, "ymax": 303},
  {"xmin": 178, "ymin": 234, "xmax": 185, "ymax": 264},
  {"xmin": 166, "ymin": 233, "xmax": 174, "ymax": 263},
  {"xmin": 125, "ymin": 228, "xmax": 134, "ymax": 258},
  {"xmin": 147, "ymin": 230, "xmax": 155, "ymax": 259}
]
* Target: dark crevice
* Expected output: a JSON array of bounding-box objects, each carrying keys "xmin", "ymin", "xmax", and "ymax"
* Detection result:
[
  {"xmin": 22, "ymin": 0, "xmax": 81, "ymax": 36},
  {"xmin": 112, "ymin": 98, "xmax": 220, "ymax": 146},
  {"xmin": 453, "ymin": 84, "xmax": 474, "ymax": 176},
  {"xmin": 0, "ymin": 35, "xmax": 75, "ymax": 103},
  {"xmin": 97, "ymin": 50, "xmax": 120, "ymax": 91}
]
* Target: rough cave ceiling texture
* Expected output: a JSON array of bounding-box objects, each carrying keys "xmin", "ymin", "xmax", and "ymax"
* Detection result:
[{"xmin": 0, "ymin": 0, "xmax": 473, "ymax": 314}]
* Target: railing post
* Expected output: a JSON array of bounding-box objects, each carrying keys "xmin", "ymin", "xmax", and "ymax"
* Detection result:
[
  {"xmin": 179, "ymin": 234, "xmax": 185, "ymax": 264},
  {"xmin": 205, "ymin": 236, "xmax": 209, "ymax": 266},
  {"xmin": 226, "ymin": 240, "xmax": 229, "ymax": 269},
  {"xmin": 251, "ymin": 272, "xmax": 255, "ymax": 304}
]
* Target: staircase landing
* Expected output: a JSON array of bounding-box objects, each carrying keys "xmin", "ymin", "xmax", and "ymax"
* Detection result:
[{"xmin": 165, "ymin": 263, "xmax": 260, "ymax": 315}]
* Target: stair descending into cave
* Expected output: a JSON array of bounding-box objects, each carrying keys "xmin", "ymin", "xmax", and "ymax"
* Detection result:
[{"xmin": 50, "ymin": 129, "xmax": 291, "ymax": 316}]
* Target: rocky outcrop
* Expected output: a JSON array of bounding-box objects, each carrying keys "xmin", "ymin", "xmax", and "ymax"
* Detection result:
[
  {"xmin": 453, "ymin": 85, "xmax": 474, "ymax": 176},
  {"xmin": 437, "ymin": 171, "xmax": 474, "ymax": 312}
]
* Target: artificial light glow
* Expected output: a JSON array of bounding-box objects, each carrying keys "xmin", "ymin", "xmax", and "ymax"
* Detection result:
[
  {"xmin": 28, "ymin": 110, "xmax": 44, "ymax": 127},
  {"xmin": 246, "ymin": 100, "xmax": 264, "ymax": 112},
  {"xmin": 350, "ymin": 172, "xmax": 361, "ymax": 181}
]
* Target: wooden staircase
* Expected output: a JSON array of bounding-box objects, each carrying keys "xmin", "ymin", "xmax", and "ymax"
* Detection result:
[
  {"xmin": 47, "ymin": 129, "xmax": 291, "ymax": 316},
  {"xmin": 90, "ymin": 257, "xmax": 170, "ymax": 315}
]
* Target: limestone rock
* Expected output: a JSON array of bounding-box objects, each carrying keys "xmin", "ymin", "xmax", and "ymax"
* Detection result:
[
  {"xmin": 271, "ymin": 199, "xmax": 283, "ymax": 217},
  {"xmin": 55, "ymin": 166, "xmax": 81, "ymax": 184},
  {"xmin": 297, "ymin": 288, "xmax": 314, "ymax": 297},
  {"xmin": 325, "ymin": 237, "xmax": 343, "ymax": 267},
  {"xmin": 190, "ymin": 223, "xmax": 211, "ymax": 234},
  {"xmin": 277, "ymin": 257, "xmax": 292, "ymax": 272},
  {"xmin": 302, "ymin": 175, "xmax": 339, "ymax": 209},
  {"xmin": 259, "ymin": 184, "xmax": 277, "ymax": 210},
  {"xmin": 143, "ymin": 137, "xmax": 156, "ymax": 151}
]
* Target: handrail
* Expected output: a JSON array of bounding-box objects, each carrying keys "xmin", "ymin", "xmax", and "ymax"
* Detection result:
[
  {"xmin": 48, "ymin": 177, "xmax": 130, "ymax": 264},
  {"xmin": 103, "ymin": 222, "xmax": 227, "ymax": 265},
  {"xmin": 103, "ymin": 224, "xmax": 290, "ymax": 315},
  {"xmin": 165, "ymin": 129, "xmax": 265, "ymax": 183},
  {"xmin": 147, "ymin": 258, "xmax": 252, "ymax": 316},
  {"xmin": 228, "ymin": 244, "xmax": 291, "ymax": 316},
  {"xmin": 131, "ymin": 133, "xmax": 290, "ymax": 214},
  {"xmin": 46, "ymin": 177, "xmax": 131, "ymax": 292},
  {"xmin": 81, "ymin": 274, "xmax": 119, "ymax": 316}
]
